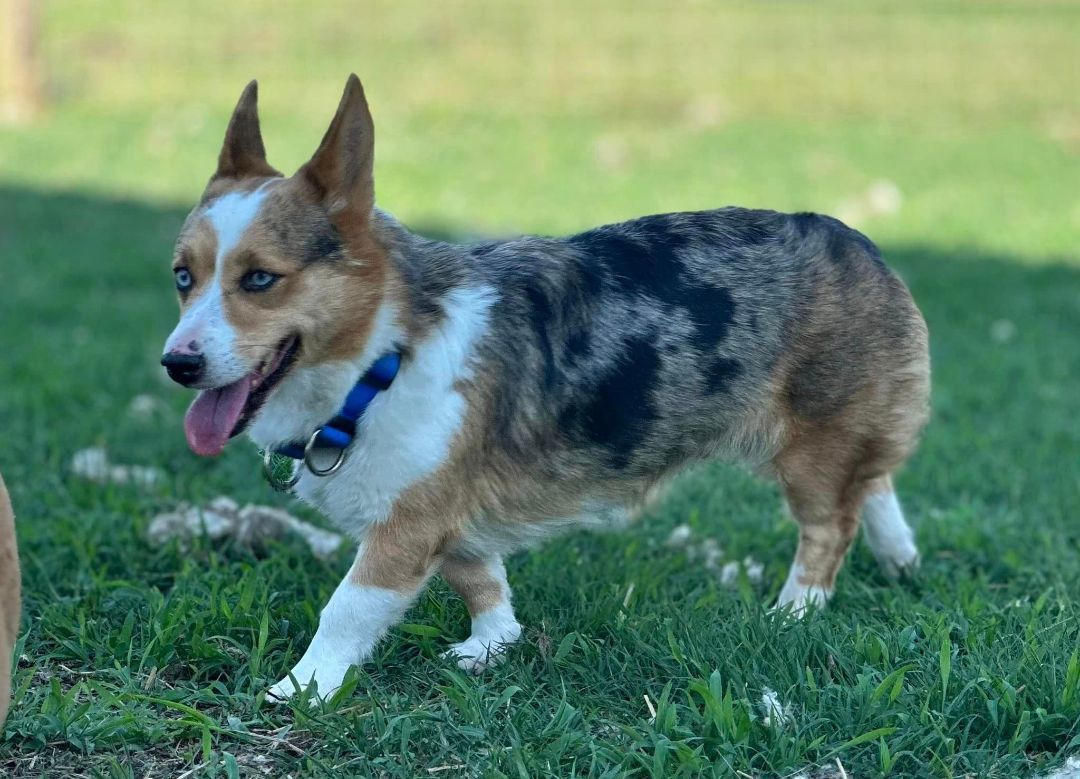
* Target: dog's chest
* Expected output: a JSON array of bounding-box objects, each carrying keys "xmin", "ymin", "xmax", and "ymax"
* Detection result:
[{"xmin": 291, "ymin": 376, "xmax": 468, "ymax": 535}]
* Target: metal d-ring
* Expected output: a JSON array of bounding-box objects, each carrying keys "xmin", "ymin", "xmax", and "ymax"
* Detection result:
[
  {"xmin": 262, "ymin": 449, "xmax": 301, "ymax": 492},
  {"xmin": 302, "ymin": 428, "xmax": 348, "ymax": 477}
]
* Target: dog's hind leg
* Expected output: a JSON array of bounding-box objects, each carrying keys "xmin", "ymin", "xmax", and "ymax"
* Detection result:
[
  {"xmin": 861, "ymin": 475, "xmax": 919, "ymax": 579},
  {"xmin": 771, "ymin": 421, "xmax": 886, "ymax": 615},
  {"xmin": 774, "ymin": 471, "xmax": 866, "ymax": 616},
  {"xmin": 771, "ymin": 407, "xmax": 925, "ymax": 615},
  {"xmin": 440, "ymin": 554, "xmax": 522, "ymax": 673}
]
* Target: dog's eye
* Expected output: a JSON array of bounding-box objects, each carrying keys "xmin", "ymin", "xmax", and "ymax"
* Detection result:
[
  {"xmin": 240, "ymin": 270, "xmax": 281, "ymax": 292},
  {"xmin": 174, "ymin": 267, "xmax": 194, "ymax": 292}
]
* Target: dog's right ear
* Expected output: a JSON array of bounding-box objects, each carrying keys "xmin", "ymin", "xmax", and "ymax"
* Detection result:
[{"xmin": 213, "ymin": 80, "xmax": 281, "ymax": 181}]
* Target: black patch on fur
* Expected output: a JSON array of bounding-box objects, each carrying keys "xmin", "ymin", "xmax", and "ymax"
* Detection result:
[
  {"xmin": 523, "ymin": 280, "xmax": 558, "ymax": 387},
  {"xmin": 571, "ymin": 216, "xmax": 738, "ymax": 351},
  {"xmin": 268, "ymin": 218, "xmax": 291, "ymax": 245},
  {"xmin": 792, "ymin": 212, "xmax": 827, "ymax": 239},
  {"xmin": 307, "ymin": 226, "xmax": 343, "ymax": 262},
  {"xmin": 686, "ymin": 286, "xmax": 736, "ymax": 347},
  {"xmin": 565, "ymin": 328, "xmax": 591, "ymax": 362},
  {"xmin": 575, "ymin": 260, "xmax": 606, "ymax": 299},
  {"xmin": 704, "ymin": 357, "xmax": 743, "ymax": 394},
  {"xmin": 562, "ymin": 260, "xmax": 605, "ymax": 364},
  {"xmin": 576, "ymin": 223, "xmax": 683, "ymax": 299},
  {"xmin": 560, "ymin": 334, "xmax": 660, "ymax": 468}
]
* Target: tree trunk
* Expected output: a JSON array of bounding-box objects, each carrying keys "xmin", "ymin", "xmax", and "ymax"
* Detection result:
[{"xmin": 1, "ymin": 0, "xmax": 42, "ymax": 122}]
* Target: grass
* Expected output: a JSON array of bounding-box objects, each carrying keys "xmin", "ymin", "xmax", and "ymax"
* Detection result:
[{"xmin": 0, "ymin": 1, "xmax": 1078, "ymax": 776}]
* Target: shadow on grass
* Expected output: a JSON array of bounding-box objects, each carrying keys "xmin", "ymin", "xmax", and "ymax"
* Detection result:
[
  {"xmin": 0, "ymin": 181, "xmax": 1076, "ymax": 502},
  {"xmin": 2, "ymin": 181, "xmax": 1077, "ymax": 574}
]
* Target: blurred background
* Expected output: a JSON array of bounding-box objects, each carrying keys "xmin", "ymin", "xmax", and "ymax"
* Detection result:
[
  {"xmin": 0, "ymin": 2, "xmax": 1078, "ymax": 775},
  {"xmin": 1, "ymin": 0, "xmax": 1076, "ymax": 251}
]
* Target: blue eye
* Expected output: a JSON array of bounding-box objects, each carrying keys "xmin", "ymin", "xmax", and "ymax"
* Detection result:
[
  {"xmin": 241, "ymin": 270, "xmax": 280, "ymax": 292},
  {"xmin": 174, "ymin": 268, "xmax": 193, "ymax": 291}
]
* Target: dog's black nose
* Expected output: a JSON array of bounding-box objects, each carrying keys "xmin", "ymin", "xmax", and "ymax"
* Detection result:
[{"xmin": 161, "ymin": 352, "xmax": 206, "ymax": 387}]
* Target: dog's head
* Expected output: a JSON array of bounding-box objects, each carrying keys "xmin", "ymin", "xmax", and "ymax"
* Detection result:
[{"xmin": 162, "ymin": 76, "xmax": 390, "ymax": 456}]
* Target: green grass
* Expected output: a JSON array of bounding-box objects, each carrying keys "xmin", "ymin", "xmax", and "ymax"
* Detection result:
[{"xmin": 0, "ymin": 1, "xmax": 1078, "ymax": 776}]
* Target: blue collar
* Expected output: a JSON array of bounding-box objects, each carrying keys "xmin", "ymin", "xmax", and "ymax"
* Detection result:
[{"xmin": 263, "ymin": 352, "xmax": 401, "ymax": 490}]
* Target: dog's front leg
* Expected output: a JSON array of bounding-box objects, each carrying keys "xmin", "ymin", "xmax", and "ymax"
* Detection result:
[{"xmin": 267, "ymin": 516, "xmax": 438, "ymax": 703}]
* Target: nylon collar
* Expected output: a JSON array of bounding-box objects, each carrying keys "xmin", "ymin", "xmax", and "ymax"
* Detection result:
[{"xmin": 262, "ymin": 352, "xmax": 401, "ymax": 490}]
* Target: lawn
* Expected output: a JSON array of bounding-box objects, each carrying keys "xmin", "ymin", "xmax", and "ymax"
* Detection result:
[{"xmin": 0, "ymin": 1, "xmax": 1078, "ymax": 776}]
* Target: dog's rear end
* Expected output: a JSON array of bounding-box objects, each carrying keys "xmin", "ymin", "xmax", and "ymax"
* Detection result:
[
  {"xmin": 765, "ymin": 215, "xmax": 930, "ymax": 609},
  {"xmin": 0, "ymin": 474, "xmax": 19, "ymax": 724}
]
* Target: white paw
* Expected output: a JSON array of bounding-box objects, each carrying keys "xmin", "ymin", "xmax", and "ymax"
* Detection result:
[
  {"xmin": 772, "ymin": 570, "xmax": 831, "ymax": 619},
  {"xmin": 862, "ymin": 491, "xmax": 920, "ymax": 580},
  {"xmin": 872, "ymin": 542, "xmax": 920, "ymax": 581},
  {"xmin": 265, "ymin": 662, "xmax": 351, "ymax": 704},
  {"xmin": 443, "ymin": 621, "xmax": 521, "ymax": 673},
  {"xmin": 265, "ymin": 677, "xmax": 304, "ymax": 704}
]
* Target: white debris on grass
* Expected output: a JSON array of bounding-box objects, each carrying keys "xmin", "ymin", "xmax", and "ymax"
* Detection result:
[
  {"xmin": 719, "ymin": 556, "xmax": 765, "ymax": 586},
  {"xmin": 743, "ymin": 557, "xmax": 765, "ymax": 582},
  {"xmin": 643, "ymin": 693, "xmax": 657, "ymax": 724},
  {"xmin": 666, "ymin": 524, "xmax": 764, "ymax": 586},
  {"xmin": 719, "ymin": 561, "xmax": 740, "ymax": 585},
  {"xmin": 665, "ymin": 523, "xmax": 693, "ymax": 547},
  {"xmin": 1039, "ymin": 755, "xmax": 1080, "ymax": 779},
  {"xmin": 697, "ymin": 536, "xmax": 724, "ymax": 570},
  {"xmin": 759, "ymin": 687, "xmax": 794, "ymax": 729},
  {"xmin": 990, "ymin": 319, "xmax": 1016, "ymax": 343},
  {"xmin": 71, "ymin": 447, "xmax": 164, "ymax": 488},
  {"xmin": 127, "ymin": 394, "xmax": 166, "ymax": 419},
  {"xmin": 147, "ymin": 496, "xmax": 345, "ymax": 560},
  {"xmin": 787, "ymin": 764, "xmax": 850, "ymax": 779}
]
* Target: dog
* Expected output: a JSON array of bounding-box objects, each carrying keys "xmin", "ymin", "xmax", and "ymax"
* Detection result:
[
  {"xmin": 0, "ymin": 474, "xmax": 19, "ymax": 724},
  {"xmin": 161, "ymin": 76, "xmax": 930, "ymax": 701}
]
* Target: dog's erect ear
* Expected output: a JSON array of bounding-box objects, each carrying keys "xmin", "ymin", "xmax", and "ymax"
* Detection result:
[
  {"xmin": 300, "ymin": 74, "xmax": 375, "ymax": 218},
  {"xmin": 214, "ymin": 80, "xmax": 281, "ymax": 181}
]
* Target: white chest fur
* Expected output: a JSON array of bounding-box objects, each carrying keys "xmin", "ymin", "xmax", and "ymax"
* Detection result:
[{"xmin": 289, "ymin": 286, "xmax": 496, "ymax": 536}]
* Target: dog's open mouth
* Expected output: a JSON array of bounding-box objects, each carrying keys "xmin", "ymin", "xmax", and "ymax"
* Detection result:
[{"xmin": 183, "ymin": 335, "xmax": 301, "ymax": 457}]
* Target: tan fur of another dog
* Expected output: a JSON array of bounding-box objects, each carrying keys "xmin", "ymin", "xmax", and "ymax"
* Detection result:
[{"xmin": 0, "ymin": 474, "xmax": 19, "ymax": 725}]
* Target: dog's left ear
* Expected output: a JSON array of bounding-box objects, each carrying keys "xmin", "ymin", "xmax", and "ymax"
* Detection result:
[
  {"xmin": 214, "ymin": 80, "xmax": 281, "ymax": 181},
  {"xmin": 300, "ymin": 74, "xmax": 375, "ymax": 218}
]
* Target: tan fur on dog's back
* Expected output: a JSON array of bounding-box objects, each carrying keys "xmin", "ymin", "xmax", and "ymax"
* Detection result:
[{"xmin": 0, "ymin": 474, "xmax": 19, "ymax": 725}]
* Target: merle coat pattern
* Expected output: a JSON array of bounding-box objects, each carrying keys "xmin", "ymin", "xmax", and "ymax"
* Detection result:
[{"xmin": 162, "ymin": 76, "xmax": 930, "ymax": 701}]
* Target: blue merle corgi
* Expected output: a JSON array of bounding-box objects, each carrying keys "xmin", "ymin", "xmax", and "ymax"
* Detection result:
[{"xmin": 161, "ymin": 76, "xmax": 930, "ymax": 701}]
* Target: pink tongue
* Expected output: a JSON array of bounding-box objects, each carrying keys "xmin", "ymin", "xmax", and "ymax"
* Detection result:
[{"xmin": 184, "ymin": 376, "xmax": 254, "ymax": 457}]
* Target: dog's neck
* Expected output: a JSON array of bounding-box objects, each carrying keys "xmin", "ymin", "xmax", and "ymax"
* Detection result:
[{"xmin": 370, "ymin": 209, "xmax": 479, "ymax": 349}]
